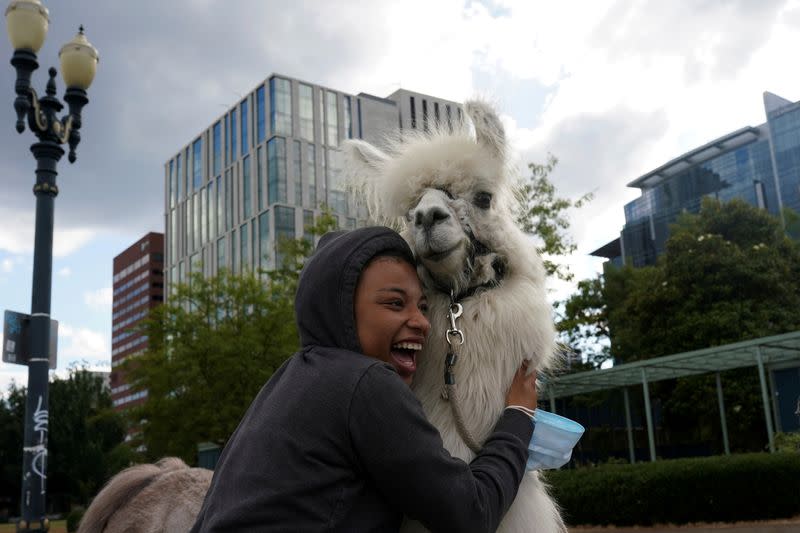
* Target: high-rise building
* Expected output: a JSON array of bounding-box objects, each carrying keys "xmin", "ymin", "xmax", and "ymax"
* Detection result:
[
  {"xmin": 593, "ymin": 92, "xmax": 800, "ymax": 267},
  {"xmin": 163, "ymin": 74, "xmax": 460, "ymax": 288},
  {"xmin": 110, "ymin": 232, "xmax": 164, "ymax": 410}
]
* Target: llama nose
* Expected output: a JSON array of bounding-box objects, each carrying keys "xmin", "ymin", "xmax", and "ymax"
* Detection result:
[{"xmin": 415, "ymin": 207, "xmax": 450, "ymax": 229}]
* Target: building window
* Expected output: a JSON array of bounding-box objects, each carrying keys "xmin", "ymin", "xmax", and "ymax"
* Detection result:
[
  {"xmin": 224, "ymin": 115, "xmax": 229, "ymax": 165},
  {"xmin": 258, "ymin": 210, "xmax": 270, "ymax": 270},
  {"xmin": 169, "ymin": 160, "xmax": 175, "ymax": 208},
  {"xmin": 422, "ymin": 100, "xmax": 428, "ymax": 132},
  {"xmin": 187, "ymin": 197, "xmax": 193, "ymax": 253},
  {"xmin": 201, "ymin": 185, "xmax": 208, "ymax": 245},
  {"xmin": 256, "ymin": 85, "xmax": 265, "ymax": 144},
  {"xmin": 410, "ymin": 96, "xmax": 416, "ymax": 129},
  {"xmin": 176, "ymin": 153, "xmax": 182, "ymax": 200},
  {"xmin": 257, "ymin": 146, "xmax": 264, "ymax": 212},
  {"xmin": 446, "ymin": 104, "xmax": 452, "ymax": 132},
  {"xmin": 207, "ymin": 181, "xmax": 215, "ymax": 241},
  {"xmin": 268, "ymin": 137, "xmax": 287, "ymax": 204},
  {"xmin": 193, "ymin": 137, "xmax": 203, "ymax": 189},
  {"xmin": 230, "ymin": 109, "xmax": 237, "ymax": 164},
  {"xmin": 231, "ymin": 228, "xmax": 237, "ymax": 273},
  {"xmin": 216, "ymin": 176, "xmax": 224, "ymax": 236},
  {"xmin": 327, "ymin": 148, "xmax": 346, "ymax": 215},
  {"xmin": 270, "ymin": 77, "xmax": 292, "ymax": 136},
  {"xmin": 240, "ymin": 223, "xmax": 249, "ymax": 271},
  {"xmin": 294, "ymin": 140, "xmax": 302, "ymax": 206},
  {"xmin": 307, "ymin": 144, "xmax": 317, "ymax": 208},
  {"xmin": 240, "ymin": 99, "xmax": 249, "ymax": 157},
  {"xmin": 217, "ymin": 236, "xmax": 226, "ymax": 270},
  {"xmin": 434, "ymin": 102, "xmax": 440, "ymax": 128},
  {"xmin": 170, "ymin": 209, "xmax": 177, "ymax": 265},
  {"xmin": 320, "ymin": 146, "xmax": 327, "ymax": 202},
  {"xmin": 299, "ymin": 84, "xmax": 314, "ymax": 142},
  {"xmin": 343, "ymin": 95, "xmax": 352, "ymax": 139},
  {"xmin": 346, "ymin": 217, "xmax": 356, "ymax": 230},
  {"xmin": 318, "ymin": 90, "xmax": 325, "ymax": 144},
  {"xmin": 225, "ymin": 170, "xmax": 232, "ymax": 231},
  {"xmin": 213, "ymin": 121, "xmax": 221, "ymax": 177},
  {"xmin": 303, "ymin": 209, "xmax": 314, "ymax": 243},
  {"xmin": 194, "ymin": 193, "xmax": 201, "ymax": 250},
  {"xmin": 242, "ymin": 155, "xmax": 252, "ymax": 219},
  {"xmin": 275, "ymin": 205, "xmax": 295, "ymax": 268},
  {"xmin": 326, "ymin": 92, "xmax": 338, "ymax": 146}
]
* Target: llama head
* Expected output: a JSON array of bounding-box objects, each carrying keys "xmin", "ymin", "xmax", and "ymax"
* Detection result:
[{"xmin": 345, "ymin": 100, "xmax": 534, "ymax": 298}]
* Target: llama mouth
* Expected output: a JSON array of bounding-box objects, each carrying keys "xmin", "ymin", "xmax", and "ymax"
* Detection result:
[{"xmin": 423, "ymin": 244, "xmax": 460, "ymax": 262}]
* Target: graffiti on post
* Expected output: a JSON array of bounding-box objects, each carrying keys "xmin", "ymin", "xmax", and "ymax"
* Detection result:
[{"xmin": 23, "ymin": 395, "xmax": 48, "ymax": 495}]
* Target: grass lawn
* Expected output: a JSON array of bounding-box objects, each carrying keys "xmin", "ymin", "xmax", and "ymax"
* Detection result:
[{"xmin": 0, "ymin": 521, "xmax": 66, "ymax": 533}]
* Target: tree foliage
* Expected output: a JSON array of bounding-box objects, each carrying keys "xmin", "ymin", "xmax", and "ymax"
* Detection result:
[
  {"xmin": 558, "ymin": 198, "xmax": 800, "ymax": 452},
  {"xmin": 515, "ymin": 154, "xmax": 594, "ymax": 281},
  {"xmin": 125, "ymin": 209, "xmax": 337, "ymax": 463},
  {"xmin": 0, "ymin": 368, "xmax": 129, "ymax": 515}
]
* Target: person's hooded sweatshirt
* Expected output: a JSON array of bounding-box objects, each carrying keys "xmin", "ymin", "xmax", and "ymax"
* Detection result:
[{"xmin": 190, "ymin": 227, "xmax": 533, "ymax": 533}]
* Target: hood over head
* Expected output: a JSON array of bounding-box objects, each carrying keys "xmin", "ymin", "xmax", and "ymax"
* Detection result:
[{"xmin": 295, "ymin": 226, "xmax": 415, "ymax": 351}]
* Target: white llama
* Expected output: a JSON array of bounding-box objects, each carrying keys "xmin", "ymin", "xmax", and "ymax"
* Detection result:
[{"xmin": 344, "ymin": 100, "xmax": 567, "ymax": 533}]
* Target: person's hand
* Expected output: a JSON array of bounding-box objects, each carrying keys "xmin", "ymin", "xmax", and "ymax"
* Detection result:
[{"xmin": 505, "ymin": 360, "xmax": 537, "ymax": 411}]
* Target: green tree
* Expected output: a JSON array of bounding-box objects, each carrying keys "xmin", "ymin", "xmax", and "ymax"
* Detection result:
[
  {"xmin": 515, "ymin": 154, "xmax": 594, "ymax": 281},
  {"xmin": 0, "ymin": 383, "xmax": 25, "ymax": 517},
  {"xmin": 559, "ymin": 199, "xmax": 800, "ymax": 453},
  {"xmin": 0, "ymin": 369, "xmax": 129, "ymax": 514},
  {"xmin": 555, "ymin": 275, "xmax": 610, "ymax": 370},
  {"xmin": 125, "ymin": 209, "xmax": 337, "ymax": 463},
  {"xmin": 47, "ymin": 367, "xmax": 131, "ymax": 508}
]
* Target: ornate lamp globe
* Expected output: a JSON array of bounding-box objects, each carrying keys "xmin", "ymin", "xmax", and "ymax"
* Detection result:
[
  {"xmin": 58, "ymin": 25, "xmax": 98, "ymax": 90},
  {"xmin": 5, "ymin": 0, "xmax": 49, "ymax": 52}
]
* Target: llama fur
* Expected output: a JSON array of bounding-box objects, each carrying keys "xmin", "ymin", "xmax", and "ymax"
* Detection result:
[
  {"xmin": 344, "ymin": 100, "xmax": 566, "ymax": 533},
  {"xmin": 78, "ymin": 457, "xmax": 211, "ymax": 533}
]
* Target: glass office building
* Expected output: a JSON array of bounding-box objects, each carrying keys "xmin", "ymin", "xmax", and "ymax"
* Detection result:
[
  {"xmin": 163, "ymin": 75, "xmax": 460, "ymax": 291},
  {"xmin": 594, "ymin": 92, "xmax": 800, "ymax": 267}
]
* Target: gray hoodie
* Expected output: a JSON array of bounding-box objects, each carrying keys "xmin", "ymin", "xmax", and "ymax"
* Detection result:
[{"xmin": 190, "ymin": 227, "xmax": 533, "ymax": 532}]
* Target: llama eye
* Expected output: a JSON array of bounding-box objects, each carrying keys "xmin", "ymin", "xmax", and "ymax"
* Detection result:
[{"xmin": 473, "ymin": 191, "xmax": 492, "ymax": 209}]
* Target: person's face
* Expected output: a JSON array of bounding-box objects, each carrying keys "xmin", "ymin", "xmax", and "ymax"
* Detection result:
[{"xmin": 354, "ymin": 257, "xmax": 431, "ymax": 385}]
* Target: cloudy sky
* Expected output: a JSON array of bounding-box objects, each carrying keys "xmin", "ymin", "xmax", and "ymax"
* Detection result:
[{"xmin": 1, "ymin": 0, "xmax": 799, "ymax": 393}]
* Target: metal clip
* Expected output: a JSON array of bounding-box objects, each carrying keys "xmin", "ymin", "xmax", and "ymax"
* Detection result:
[{"xmin": 446, "ymin": 302, "xmax": 464, "ymax": 345}]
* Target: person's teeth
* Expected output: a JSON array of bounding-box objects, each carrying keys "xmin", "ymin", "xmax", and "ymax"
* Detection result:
[{"xmin": 392, "ymin": 342, "xmax": 422, "ymax": 351}]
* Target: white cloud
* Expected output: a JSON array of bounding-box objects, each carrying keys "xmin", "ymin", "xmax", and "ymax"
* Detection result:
[
  {"xmin": 83, "ymin": 287, "xmax": 113, "ymax": 311},
  {"xmin": 59, "ymin": 323, "xmax": 110, "ymax": 367},
  {"xmin": 0, "ymin": 207, "xmax": 97, "ymax": 257},
  {"xmin": 1, "ymin": 258, "xmax": 13, "ymax": 273},
  {"xmin": 57, "ymin": 266, "xmax": 72, "ymax": 278}
]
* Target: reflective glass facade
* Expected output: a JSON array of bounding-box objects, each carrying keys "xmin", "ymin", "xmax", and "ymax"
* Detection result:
[
  {"xmin": 268, "ymin": 137, "xmax": 287, "ymax": 204},
  {"xmin": 270, "ymin": 77, "xmax": 292, "ymax": 136},
  {"xmin": 610, "ymin": 93, "xmax": 800, "ymax": 267},
  {"xmin": 165, "ymin": 74, "xmax": 460, "ymax": 300},
  {"xmin": 299, "ymin": 84, "xmax": 314, "ymax": 142}
]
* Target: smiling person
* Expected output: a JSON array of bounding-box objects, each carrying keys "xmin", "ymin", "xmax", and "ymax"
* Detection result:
[{"xmin": 191, "ymin": 226, "xmax": 538, "ymax": 533}]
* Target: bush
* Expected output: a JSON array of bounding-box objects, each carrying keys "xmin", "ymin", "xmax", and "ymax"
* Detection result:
[
  {"xmin": 66, "ymin": 507, "xmax": 84, "ymax": 533},
  {"xmin": 544, "ymin": 453, "xmax": 800, "ymax": 526}
]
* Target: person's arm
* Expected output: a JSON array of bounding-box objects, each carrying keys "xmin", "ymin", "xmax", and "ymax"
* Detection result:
[{"xmin": 348, "ymin": 364, "xmax": 533, "ymax": 533}]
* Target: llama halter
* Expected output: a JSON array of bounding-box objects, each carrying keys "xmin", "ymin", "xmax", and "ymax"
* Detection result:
[{"xmin": 442, "ymin": 290, "xmax": 482, "ymax": 454}]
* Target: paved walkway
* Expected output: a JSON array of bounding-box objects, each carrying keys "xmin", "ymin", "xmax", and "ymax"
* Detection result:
[{"xmin": 569, "ymin": 517, "xmax": 800, "ymax": 533}]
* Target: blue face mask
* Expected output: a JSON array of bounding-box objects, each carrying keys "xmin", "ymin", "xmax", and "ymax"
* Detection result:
[{"xmin": 526, "ymin": 409, "xmax": 585, "ymax": 471}]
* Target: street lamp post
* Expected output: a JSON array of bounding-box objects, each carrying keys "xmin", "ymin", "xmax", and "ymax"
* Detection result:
[{"xmin": 4, "ymin": 1, "xmax": 98, "ymax": 531}]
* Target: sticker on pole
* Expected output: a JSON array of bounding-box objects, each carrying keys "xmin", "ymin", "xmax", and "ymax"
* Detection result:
[{"xmin": 2, "ymin": 310, "xmax": 57, "ymax": 369}]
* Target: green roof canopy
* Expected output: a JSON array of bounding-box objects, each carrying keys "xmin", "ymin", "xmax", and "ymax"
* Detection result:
[{"xmin": 543, "ymin": 330, "xmax": 800, "ymax": 400}]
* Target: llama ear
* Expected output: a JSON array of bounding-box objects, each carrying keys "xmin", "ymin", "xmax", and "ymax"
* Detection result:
[
  {"xmin": 465, "ymin": 100, "xmax": 506, "ymax": 160},
  {"xmin": 342, "ymin": 139, "xmax": 390, "ymax": 217},
  {"xmin": 342, "ymin": 139, "xmax": 389, "ymax": 174}
]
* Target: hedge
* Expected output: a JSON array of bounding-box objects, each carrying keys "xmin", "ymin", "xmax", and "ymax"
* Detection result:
[{"xmin": 544, "ymin": 453, "xmax": 800, "ymax": 526}]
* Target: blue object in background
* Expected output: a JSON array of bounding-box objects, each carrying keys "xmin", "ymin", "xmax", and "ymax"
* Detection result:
[{"xmin": 527, "ymin": 409, "xmax": 585, "ymax": 471}]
